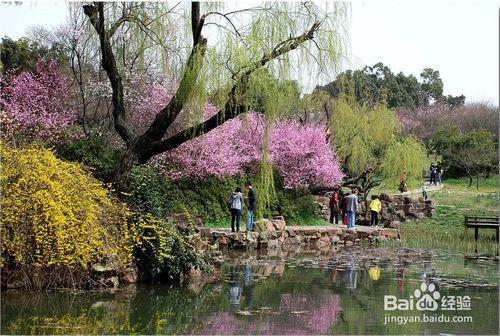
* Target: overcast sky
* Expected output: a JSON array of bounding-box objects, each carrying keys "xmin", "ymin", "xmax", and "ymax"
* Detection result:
[{"xmin": 1, "ymin": 0, "xmax": 498, "ymax": 105}]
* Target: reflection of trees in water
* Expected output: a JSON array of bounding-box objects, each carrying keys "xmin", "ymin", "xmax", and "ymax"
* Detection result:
[
  {"xmin": 1, "ymin": 284, "xmax": 225, "ymax": 334},
  {"xmin": 195, "ymin": 293, "xmax": 341, "ymax": 335},
  {"xmin": 3, "ymin": 247, "xmax": 498, "ymax": 335}
]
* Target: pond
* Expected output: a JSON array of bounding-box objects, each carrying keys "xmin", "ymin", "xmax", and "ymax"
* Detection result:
[{"xmin": 1, "ymin": 246, "xmax": 498, "ymax": 335}]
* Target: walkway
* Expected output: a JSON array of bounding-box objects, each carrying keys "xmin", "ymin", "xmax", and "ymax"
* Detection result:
[
  {"xmin": 393, "ymin": 182, "xmax": 443, "ymax": 197},
  {"xmin": 200, "ymin": 224, "xmax": 400, "ymax": 250}
]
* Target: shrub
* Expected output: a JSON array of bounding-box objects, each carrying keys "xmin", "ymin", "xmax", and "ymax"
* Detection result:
[
  {"xmin": 274, "ymin": 190, "xmax": 320, "ymax": 223},
  {"xmin": 132, "ymin": 213, "xmax": 207, "ymax": 282},
  {"xmin": 0, "ymin": 144, "xmax": 133, "ymax": 288},
  {"xmin": 125, "ymin": 165, "xmax": 247, "ymax": 222},
  {"xmin": 125, "ymin": 165, "xmax": 320, "ymax": 224},
  {"xmin": 54, "ymin": 135, "xmax": 123, "ymax": 181}
]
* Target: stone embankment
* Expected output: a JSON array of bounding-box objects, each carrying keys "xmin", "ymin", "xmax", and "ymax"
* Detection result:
[
  {"xmin": 199, "ymin": 216, "xmax": 399, "ymax": 250},
  {"xmin": 314, "ymin": 192, "xmax": 435, "ymax": 229}
]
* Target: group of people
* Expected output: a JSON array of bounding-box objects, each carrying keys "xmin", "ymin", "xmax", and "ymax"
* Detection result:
[
  {"xmin": 328, "ymin": 188, "xmax": 383, "ymax": 228},
  {"xmin": 228, "ymin": 184, "xmax": 256, "ymax": 232},
  {"xmin": 429, "ymin": 163, "xmax": 443, "ymax": 185}
]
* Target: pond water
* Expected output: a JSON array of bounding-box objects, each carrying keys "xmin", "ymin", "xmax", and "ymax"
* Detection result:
[{"xmin": 2, "ymin": 246, "xmax": 498, "ymax": 335}]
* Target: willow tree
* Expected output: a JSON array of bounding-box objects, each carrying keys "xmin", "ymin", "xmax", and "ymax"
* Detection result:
[
  {"xmin": 82, "ymin": 2, "xmax": 346, "ymax": 184},
  {"xmin": 330, "ymin": 93, "xmax": 399, "ymax": 175}
]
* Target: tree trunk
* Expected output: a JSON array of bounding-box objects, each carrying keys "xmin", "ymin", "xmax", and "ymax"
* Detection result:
[
  {"xmin": 468, "ymin": 174, "xmax": 473, "ymax": 188},
  {"xmin": 111, "ymin": 149, "xmax": 140, "ymax": 190}
]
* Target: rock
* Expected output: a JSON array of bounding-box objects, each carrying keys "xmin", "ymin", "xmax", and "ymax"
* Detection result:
[
  {"xmin": 395, "ymin": 210, "xmax": 406, "ymax": 219},
  {"xmin": 272, "ymin": 218, "xmax": 286, "ymax": 230},
  {"xmin": 217, "ymin": 235, "xmax": 229, "ymax": 245},
  {"xmin": 199, "ymin": 228, "xmax": 212, "ymax": 238},
  {"xmin": 245, "ymin": 232, "xmax": 258, "ymax": 248},
  {"xmin": 92, "ymin": 262, "xmax": 116, "ymax": 273},
  {"xmin": 254, "ymin": 219, "xmax": 273, "ymax": 232},
  {"xmin": 104, "ymin": 276, "xmax": 119, "ymax": 288},
  {"xmin": 118, "ymin": 263, "xmax": 138, "ymax": 284},
  {"xmin": 379, "ymin": 192, "xmax": 395, "ymax": 202},
  {"xmin": 412, "ymin": 212, "xmax": 425, "ymax": 220},
  {"xmin": 381, "ymin": 228, "xmax": 399, "ymax": 238},
  {"xmin": 357, "ymin": 231, "xmax": 370, "ymax": 240},
  {"xmin": 171, "ymin": 212, "xmax": 204, "ymax": 228},
  {"xmin": 403, "ymin": 204, "xmax": 413, "ymax": 215},
  {"xmin": 273, "ymin": 215, "xmax": 286, "ymax": 223},
  {"xmin": 384, "ymin": 220, "xmax": 400, "ymax": 229},
  {"xmin": 389, "ymin": 221, "xmax": 400, "ymax": 229},
  {"xmin": 259, "ymin": 231, "xmax": 269, "ymax": 241},
  {"xmin": 331, "ymin": 235, "xmax": 341, "ymax": 244},
  {"xmin": 320, "ymin": 235, "xmax": 330, "ymax": 243},
  {"xmin": 415, "ymin": 203, "xmax": 426, "ymax": 210},
  {"xmin": 268, "ymin": 239, "xmax": 279, "ymax": 249}
]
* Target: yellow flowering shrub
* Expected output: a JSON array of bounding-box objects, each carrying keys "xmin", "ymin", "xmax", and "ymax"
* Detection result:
[{"xmin": 0, "ymin": 144, "xmax": 134, "ymax": 271}]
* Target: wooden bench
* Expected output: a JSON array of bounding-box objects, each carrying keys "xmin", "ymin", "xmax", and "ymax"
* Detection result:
[{"xmin": 463, "ymin": 215, "xmax": 499, "ymax": 242}]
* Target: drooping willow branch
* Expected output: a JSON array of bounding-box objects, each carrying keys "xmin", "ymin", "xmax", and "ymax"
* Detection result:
[
  {"xmin": 83, "ymin": 1, "xmax": 322, "ymax": 167},
  {"xmin": 146, "ymin": 20, "xmax": 322, "ymax": 159}
]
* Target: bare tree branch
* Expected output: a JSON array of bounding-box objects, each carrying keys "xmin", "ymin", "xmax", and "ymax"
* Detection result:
[{"xmin": 83, "ymin": 2, "xmax": 134, "ymax": 146}]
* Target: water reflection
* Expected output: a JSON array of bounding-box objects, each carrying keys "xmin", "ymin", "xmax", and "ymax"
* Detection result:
[
  {"xmin": 228, "ymin": 266, "xmax": 242, "ymax": 307},
  {"xmin": 345, "ymin": 256, "xmax": 357, "ymax": 291},
  {"xmin": 1, "ymin": 246, "xmax": 498, "ymax": 335}
]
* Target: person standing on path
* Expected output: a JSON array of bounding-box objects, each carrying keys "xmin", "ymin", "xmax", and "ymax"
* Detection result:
[
  {"xmin": 340, "ymin": 191, "xmax": 348, "ymax": 225},
  {"xmin": 247, "ymin": 184, "xmax": 256, "ymax": 231},
  {"xmin": 429, "ymin": 163, "xmax": 437, "ymax": 185},
  {"xmin": 436, "ymin": 163, "xmax": 443, "ymax": 185},
  {"xmin": 422, "ymin": 183, "xmax": 429, "ymax": 201},
  {"xmin": 345, "ymin": 188, "xmax": 359, "ymax": 228},
  {"xmin": 369, "ymin": 195, "xmax": 382, "ymax": 227},
  {"xmin": 329, "ymin": 189, "xmax": 340, "ymax": 224},
  {"xmin": 229, "ymin": 187, "xmax": 244, "ymax": 232}
]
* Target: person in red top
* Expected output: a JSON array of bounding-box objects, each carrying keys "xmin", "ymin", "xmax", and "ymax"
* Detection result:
[{"xmin": 329, "ymin": 189, "xmax": 340, "ymax": 224}]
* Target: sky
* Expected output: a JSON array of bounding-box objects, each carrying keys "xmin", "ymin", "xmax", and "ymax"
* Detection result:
[{"xmin": 0, "ymin": 0, "xmax": 498, "ymax": 105}]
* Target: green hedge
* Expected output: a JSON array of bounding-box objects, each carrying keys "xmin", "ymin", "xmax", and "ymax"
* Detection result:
[
  {"xmin": 54, "ymin": 135, "xmax": 122, "ymax": 181},
  {"xmin": 125, "ymin": 165, "xmax": 320, "ymax": 225}
]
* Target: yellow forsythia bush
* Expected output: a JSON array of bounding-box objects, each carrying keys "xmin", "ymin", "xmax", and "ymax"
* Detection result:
[{"xmin": 0, "ymin": 144, "xmax": 134, "ymax": 269}]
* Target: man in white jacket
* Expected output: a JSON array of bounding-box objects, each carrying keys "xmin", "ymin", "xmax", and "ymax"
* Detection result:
[{"xmin": 345, "ymin": 188, "xmax": 359, "ymax": 228}]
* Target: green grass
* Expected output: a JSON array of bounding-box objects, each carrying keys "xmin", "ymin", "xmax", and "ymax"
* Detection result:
[
  {"xmin": 383, "ymin": 175, "xmax": 499, "ymax": 255},
  {"xmin": 287, "ymin": 215, "xmax": 331, "ymax": 226}
]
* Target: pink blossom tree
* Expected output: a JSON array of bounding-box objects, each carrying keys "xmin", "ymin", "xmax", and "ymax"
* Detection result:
[
  {"xmin": 0, "ymin": 61, "xmax": 77, "ymax": 143},
  {"xmin": 149, "ymin": 110, "xmax": 344, "ymax": 189}
]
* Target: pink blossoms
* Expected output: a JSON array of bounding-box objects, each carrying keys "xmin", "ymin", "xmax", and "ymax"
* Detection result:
[
  {"xmin": 150, "ymin": 112, "xmax": 344, "ymax": 189},
  {"xmin": 0, "ymin": 61, "xmax": 77, "ymax": 142}
]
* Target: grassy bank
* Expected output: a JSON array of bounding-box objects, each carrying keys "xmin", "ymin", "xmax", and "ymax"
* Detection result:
[{"xmin": 386, "ymin": 175, "xmax": 499, "ymax": 255}]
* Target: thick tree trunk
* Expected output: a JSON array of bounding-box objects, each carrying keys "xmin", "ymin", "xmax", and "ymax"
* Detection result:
[
  {"xmin": 111, "ymin": 149, "xmax": 140, "ymax": 190},
  {"xmin": 84, "ymin": 2, "xmax": 322, "ymax": 188}
]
